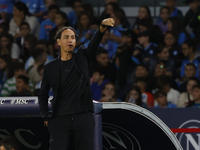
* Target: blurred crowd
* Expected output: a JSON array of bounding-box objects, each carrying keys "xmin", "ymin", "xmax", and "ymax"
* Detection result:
[{"xmin": 1, "ymin": 0, "xmax": 200, "ymax": 108}]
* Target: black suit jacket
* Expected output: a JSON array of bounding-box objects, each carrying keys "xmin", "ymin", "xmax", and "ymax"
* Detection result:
[{"xmin": 38, "ymin": 29, "xmax": 105, "ymax": 119}]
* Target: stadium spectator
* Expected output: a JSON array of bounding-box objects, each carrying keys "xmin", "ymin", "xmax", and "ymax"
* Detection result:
[
  {"xmin": 125, "ymin": 85, "xmax": 147, "ymax": 107},
  {"xmin": 0, "ymin": 0, "xmax": 14, "ymax": 23},
  {"xmin": 0, "ymin": 55, "xmax": 14, "ymax": 94},
  {"xmin": 91, "ymin": 66, "xmax": 109, "ymax": 101},
  {"xmin": 10, "ymin": 75, "xmax": 33, "ymax": 96},
  {"xmin": 0, "ymin": 32, "xmax": 20, "ymax": 62},
  {"xmin": 9, "ymin": 1, "xmax": 40, "ymax": 39},
  {"xmin": 49, "ymin": 11, "xmax": 69, "ymax": 57},
  {"xmin": 156, "ymin": 6, "xmax": 170, "ymax": 33},
  {"xmin": 0, "ymin": 22, "xmax": 9, "ymax": 34},
  {"xmin": 187, "ymin": 84, "xmax": 200, "ymax": 108},
  {"xmin": 167, "ymin": 17, "xmax": 191, "ymax": 45},
  {"xmin": 39, "ymin": 4, "xmax": 59, "ymax": 41},
  {"xmin": 100, "ymin": 82, "xmax": 120, "ymax": 102},
  {"xmin": 154, "ymin": 90, "xmax": 177, "ymax": 108},
  {"xmin": 1, "ymin": 62, "xmax": 34, "ymax": 97},
  {"xmin": 179, "ymin": 63, "xmax": 197, "ymax": 92},
  {"xmin": 156, "ymin": 75, "xmax": 180, "ymax": 105},
  {"xmin": 177, "ymin": 77, "xmax": 199, "ymax": 107},
  {"xmin": 180, "ymin": 39, "xmax": 200, "ymax": 79},
  {"xmin": 67, "ymin": 0, "xmax": 83, "ymax": 29},
  {"xmin": 27, "ymin": 48, "xmax": 46, "ymax": 86},
  {"xmin": 166, "ymin": 0, "xmax": 183, "ymax": 19}
]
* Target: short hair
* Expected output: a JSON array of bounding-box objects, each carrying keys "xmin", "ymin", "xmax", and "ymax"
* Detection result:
[
  {"xmin": 70, "ymin": 0, "xmax": 82, "ymax": 8},
  {"xmin": 14, "ymin": 62, "xmax": 25, "ymax": 71},
  {"xmin": 160, "ymin": 6, "xmax": 170, "ymax": 13},
  {"xmin": 156, "ymin": 75, "xmax": 171, "ymax": 89},
  {"xmin": 185, "ymin": 63, "xmax": 197, "ymax": 70},
  {"xmin": 32, "ymin": 48, "xmax": 45, "ymax": 62},
  {"xmin": 187, "ymin": 77, "xmax": 199, "ymax": 84},
  {"xmin": 155, "ymin": 60, "xmax": 167, "ymax": 68},
  {"xmin": 19, "ymin": 22, "xmax": 30, "ymax": 29},
  {"xmin": 192, "ymin": 84, "xmax": 200, "ymax": 90},
  {"xmin": 54, "ymin": 26, "xmax": 77, "ymax": 40},
  {"xmin": 157, "ymin": 44, "xmax": 168, "ymax": 54},
  {"xmin": 96, "ymin": 47, "xmax": 108, "ymax": 55},
  {"xmin": 154, "ymin": 90, "xmax": 167, "ymax": 99},
  {"xmin": 36, "ymin": 40, "xmax": 48, "ymax": 47},
  {"xmin": 136, "ymin": 64, "xmax": 149, "ymax": 72},
  {"xmin": 56, "ymin": 11, "xmax": 69, "ymax": 26},
  {"xmin": 182, "ymin": 39, "xmax": 196, "ymax": 51},
  {"xmin": 17, "ymin": 75, "xmax": 29, "ymax": 85},
  {"xmin": 92, "ymin": 66, "xmax": 107, "ymax": 78},
  {"xmin": 0, "ymin": 136, "xmax": 20, "ymax": 150},
  {"xmin": 134, "ymin": 77, "xmax": 148, "ymax": 86},
  {"xmin": 48, "ymin": 4, "xmax": 60, "ymax": 11}
]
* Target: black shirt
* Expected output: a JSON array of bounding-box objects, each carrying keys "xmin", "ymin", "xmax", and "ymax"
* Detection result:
[{"xmin": 55, "ymin": 58, "xmax": 81, "ymax": 115}]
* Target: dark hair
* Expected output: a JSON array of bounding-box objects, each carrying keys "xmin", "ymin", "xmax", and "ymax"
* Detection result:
[
  {"xmin": 102, "ymin": 82, "xmax": 117, "ymax": 98},
  {"xmin": 32, "ymin": 48, "xmax": 45, "ymax": 62},
  {"xmin": 155, "ymin": 60, "xmax": 167, "ymax": 68},
  {"xmin": 156, "ymin": 75, "xmax": 171, "ymax": 89},
  {"xmin": 19, "ymin": 21, "xmax": 30, "ymax": 29},
  {"xmin": 160, "ymin": 6, "xmax": 170, "ymax": 13},
  {"xmin": 0, "ymin": 136, "xmax": 20, "ymax": 150},
  {"xmin": 140, "ymin": 5, "xmax": 152, "ymax": 20},
  {"xmin": 92, "ymin": 66, "xmax": 107, "ymax": 78},
  {"xmin": 182, "ymin": 39, "xmax": 196, "ymax": 51},
  {"xmin": 136, "ymin": 64, "xmax": 149, "ymax": 72},
  {"xmin": 157, "ymin": 44, "xmax": 168, "ymax": 54},
  {"xmin": 185, "ymin": 63, "xmax": 197, "ymax": 70},
  {"xmin": 134, "ymin": 77, "xmax": 148, "ymax": 87},
  {"xmin": 154, "ymin": 90, "xmax": 167, "ymax": 99},
  {"xmin": 125, "ymin": 85, "xmax": 142, "ymax": 106},
  {"xmin": 0, "ymin": 55, "xmax": 14, "ymax": 79},
  {"xmin": 56, "ymin": 11, "xmax": 70, "ymax": 26},
  {"xmin": 14, "ymin": 2, "xmax": 31, "ymax": 16},
  {"xmin": 54, "ymin": 26, "xmax": 77, "ymax": 40},
  {"xmin": 0, "ymin": 22, "xmax": 9, "ymax": 33},
  {"xmin": 36, "ymin": 40, "xmax": 48, "ymax": 47},
  {"xmin": 70, "ymin": 0, "xmax": 82, "ymax": 8},
  {"xmin": 96, "ymin": 47, "xmax": 108, "ymax": 55},
  {"xmin": 17, "ymin": 75, "xmax": 29, "ymax": 85},
  {"xmin": 48, "ymin": 4, "xmax": 60, "ymax": 11},
  {"xmin": 14, "ymin": 62, "xmax": 25, "ymax": 71},
  {"xmin": 164, "ymin": 31, "xmax": 178, "ymax": 42},
  {"xmin": 187, "ymin": 77, "xmax": 199, "ymax": 85},
  {"xmin": 24, "ymin": 34, "xmax": 38, "ymax": 53},
  {"xmin": 0, "ymin": 32, "xmax": 13, "ymax": 54}
]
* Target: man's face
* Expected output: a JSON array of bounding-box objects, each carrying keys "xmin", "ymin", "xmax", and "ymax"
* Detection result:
[
  {"xmin": 92, "ymin": 72, "xmax": 103, "ymax": 83},
  {"xmin": 166, "ymin": 0, "xmax": 176, "ymax": 9},
  {"xmin": 164, "ymin": 33, "xmax": 175, "ymax": 46},
  {"xmin": 48, "ymin": 9, "xmax": 58, "ymax": 21},
  {"xmin": 185, "ymin": 65, "xmax": 196, "ymax": 78},
  {"xmin": 187, "ymin": 80, "xmax": 197, "ymax": 94},
  {"xmin": 57, "ymin": 29, "xmax": 76, "ymax": 53},
  {"xmin": 192, "ymin": 87, "xmax": 200, "ymax": 101},
  {"xmin": 73, "ymin": 2, "xmax": 83, "ymax": 12},
  {"xmin": 182, "ymin": 44, "xmax": 192, "ymax": 57},
  {"xmin": 156, "ymin": 94, "xmax": 167, "ymax": 106},
  {"xmin": 160, "ymin": 8, "xmax": 170, "ymax": 22},
  {"xmin": 16, "ymin": 78, "xmax": 28, "ymax": 93},
  {"xmin": 97, "ymin": 53, "xmax": 109, "ymax": 66},
  {"xmin": 20, "ymin": 25, "xmax": 30, "ymax": 37},
  {"xmin": 135, "ymin": 66, "xmax": 148, "ymax": 77}
]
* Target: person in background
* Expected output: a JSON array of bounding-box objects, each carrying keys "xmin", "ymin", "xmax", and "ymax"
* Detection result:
[
  {"xmin": 177, "ymin": 77, "xmax": 199, "ymax": 107},
  {"xmin": 15, "ymin": 22, "xmax": 31, "ymax": 62},
  {"xmin": 154, "ymin": 90, "xmax": 177, "ymax": 108},
  {"xmin": 0, "ymin": 32, "xmax": 20, "ymax": 62},
  {"xmin": 27, "ymin": 48, "xmax": 47, "ymax": 86},
  {"xmin": 1, "ymin": 62, "xmax": 34, "ymax": 97},
  {"xmin": 156, "ymin": 75, "xmax": 180, "ymax": 105},
  {"xmin": 91, "ymin": 66, "xmax": 109, "ymax": 101},
  {"xmin": 180, "ymin": 39, "xmax": 200, "ymax": 79},
  {"xmin": 49, "ymin": 11, "xmax": 69, "ymax": 57},
  {"xmin": 10, "ymin": 75, "xmax": 32, "ymax": 96},
  {"xmin": 187, "ymin": 84, "xmax": 200, "ymax": 108},
  {"xmin": 0, "ymin": 22, "xmax": 9, "ymax": 34},
  {"xmin": 100, "ymin": 2, "xmax": 120, "ymax": 20},
  {"xmin": 179, "ymin": 63, "xmax": 197, "ymax": 92},
  {"xmin": 0, "ymin": 55, "xmax": 14, "ymax": 95},
  {"xmin": 125, "ymin": 85, "xmax": 147, "ymax": 107},
  {"xmin": 19, "ymin": 0, "xmax": 47, "ymax": 20},
  {"xmin": 0, "ymin": 136, "xmax": 20, "ymax": 150},
  {"xmin": 156, "ymin": 6, "xmax": 170, "ymax": 34},
  {"xmin": 134, "ymin": 78, "xmax": 154, "ymax": 108},
  {"xmin": 166, "ymin": 0, "xmax": 183, "ymax": 19},
  {"xmin": 100, "ymin": 82, "xmax": 120, "ymax": 102},
  {"xmin": 39, "ymin": 4, "xmax": 59, "ymax": 41},
  {"xmin": 67, "ymin": 0, "xmax": 83, "ymax": 29},
  {"xmin": 9, "ymin": 1, "xmax": 40, "ymax": 39},
  {"xmin": 25, "ymin": 40, "xmax": 54, "ymax": 70}
]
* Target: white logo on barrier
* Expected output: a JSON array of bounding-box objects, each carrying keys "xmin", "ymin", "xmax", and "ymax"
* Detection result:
[
  {"xmin": 0, "ymin": 100, "xmax": 5, "ymax": 104},
  {"xmin": 102, "ymin": 123, "xmax": 141, "ymax": 150},
  {"xmin": 176, "ymin": 120, "xmax": 200, "ymax": 150},
  {"xmin": 10, "ymin": 99, "xmax": 29, "ymax": 105}
]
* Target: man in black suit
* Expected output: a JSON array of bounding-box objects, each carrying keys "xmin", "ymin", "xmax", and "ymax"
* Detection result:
[{"xmin": 38, "ymin": 18, "xmax": 115, "ymax": 150}]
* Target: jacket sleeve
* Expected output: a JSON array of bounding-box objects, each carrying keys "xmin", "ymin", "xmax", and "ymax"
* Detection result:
[
  {"xmin": 85, "ymin": 29, "xmax": 105, "ymax": 61},
  {"xmin": 38, "ymin": 65, "xmax": 51, "ymax": 118}
]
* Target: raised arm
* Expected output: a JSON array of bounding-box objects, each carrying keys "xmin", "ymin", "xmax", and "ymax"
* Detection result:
[{"xmin": 85, "ymin": 18, "xmax": 115, "ymax": 61}]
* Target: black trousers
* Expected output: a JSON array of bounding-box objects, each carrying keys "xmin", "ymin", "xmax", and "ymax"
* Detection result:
[{"xmin": 48, "ymin": 112, "xmax": 95, "ymax": 150}]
